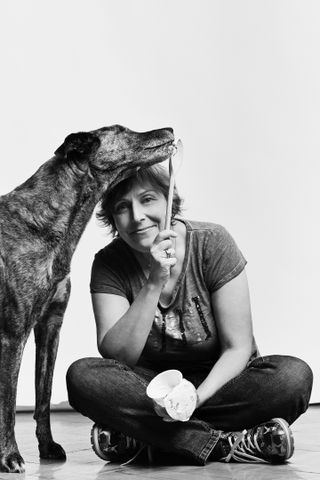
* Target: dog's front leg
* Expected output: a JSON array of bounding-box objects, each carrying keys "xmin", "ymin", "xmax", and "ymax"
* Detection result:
[
  {"xmin": 0, "ymin": 334, "xmax": 26, "ymax": 473},
  {"xmin": 33, "ymin": 317, "xmax": 66, "ymax": 461},
  {"xmin": 33, "ymin": 277, "xmax": 70, "ymax": 461}
]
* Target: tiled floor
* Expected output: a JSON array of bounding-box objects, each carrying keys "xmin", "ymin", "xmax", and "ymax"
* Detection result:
[{"xmin": 1, "ymin": 406, "xmax": 319, "ymax": 480}]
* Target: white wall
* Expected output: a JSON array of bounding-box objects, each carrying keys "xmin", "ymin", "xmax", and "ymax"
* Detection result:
[{"xmin": 0, "ymin": 0, "xmax": 319, "ymax": 405}]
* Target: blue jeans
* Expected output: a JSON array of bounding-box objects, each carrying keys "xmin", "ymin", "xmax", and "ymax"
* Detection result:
[{"xmin": 66, "ymin": 355, "xmax": 312, "ymax": 465}]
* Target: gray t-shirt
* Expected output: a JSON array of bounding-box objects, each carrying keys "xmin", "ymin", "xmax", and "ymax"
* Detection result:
[{"xmin": 90, "ymin": 219, "xmax": 256, "ymax": 371}]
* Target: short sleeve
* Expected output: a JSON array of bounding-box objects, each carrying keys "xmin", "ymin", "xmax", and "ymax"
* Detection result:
[
  {"xmin": 203, "ymin": 225, "xmax": 247, "ymax": 292},
  {"xmin": 90, "ymin": 250, "xmax": 128, "ymax": 298}
]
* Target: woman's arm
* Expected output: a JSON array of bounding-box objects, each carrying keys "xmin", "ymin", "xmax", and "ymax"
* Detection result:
[
  {"xmin": 92, "ymin": 283, "xmax": 161, "ymax": 366},
  {"xmin": 196, "ymin": 269, "xmax": 254, "ymax": 407},
  {"xmin": 92, "ymin": 230, "xmax": 177, "ymax": 366}
]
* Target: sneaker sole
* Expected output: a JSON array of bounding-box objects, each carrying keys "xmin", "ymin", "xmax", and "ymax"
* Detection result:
[
  {"xmin": 90, "ymin": 424, "xmax": 110, "ymax": 461},
  {"xmin": 271, "ymin": 417, "xmax": 294, "ymax": 460}
]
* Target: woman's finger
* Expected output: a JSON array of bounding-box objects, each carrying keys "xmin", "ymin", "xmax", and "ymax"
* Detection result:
[
  {"xmin": 163, "ymin": 248, "xmax": 175, "ymax": 259},
  {"xmin": 150, "ymin": 239, "xmax": 175, "ymax": 258},
  {"xmin": 153, "ymin": 229, "xmax": 177, "ymax": 245}
]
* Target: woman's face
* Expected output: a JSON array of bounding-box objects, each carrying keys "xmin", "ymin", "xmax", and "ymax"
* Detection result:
[{"xmin": 112, "ymin": 180, "xmax": 167, "ymax": 253}]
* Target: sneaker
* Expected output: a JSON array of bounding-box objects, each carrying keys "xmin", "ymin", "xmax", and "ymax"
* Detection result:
[
  {"xmin": 90, "ymin": 424, "xmax": 153, "ymax": 465},
  {"xmin": 217, "ymin": 418, "xmax": 294, "ymax": 464}
]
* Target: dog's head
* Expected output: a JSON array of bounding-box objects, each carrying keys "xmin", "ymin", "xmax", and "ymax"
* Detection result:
[{"xmin": 54, "ymin": 125, "xmax": 175, "ymax": 186}]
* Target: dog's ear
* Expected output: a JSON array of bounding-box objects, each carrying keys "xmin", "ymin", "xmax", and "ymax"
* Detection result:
[{"xmin": 54, "ymin": 132, "xmax": 100, "ymax": 160}]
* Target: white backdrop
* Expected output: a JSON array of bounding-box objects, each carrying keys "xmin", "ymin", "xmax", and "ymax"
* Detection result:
[{"xmin": 0, "ymin": 0, "xmax": 319, "ymax": 406}]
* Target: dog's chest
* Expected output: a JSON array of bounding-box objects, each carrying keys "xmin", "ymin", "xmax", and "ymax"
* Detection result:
[{"xmin": 1, "ymin": 243, "xmax": 71, "ymax": 306}]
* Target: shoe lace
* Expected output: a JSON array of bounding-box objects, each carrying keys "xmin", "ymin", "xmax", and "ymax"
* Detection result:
[
  {"xmin": 108, "ymin": 435, "xmax": 138, "ymax": 455},
  {"xmin": 121, "ymin": 442, "xmax": 153, "ymax": 466},
  {"xmin": 223, "ymin": 427, "xmax": 269, "ymax": 464},
  {"xmin": 120, "ymin": 436, "xmax": 153, "ymax": 466},
  {"xmin": 102, "ymin": 432, "xmax": 153, "ymax": 466}
]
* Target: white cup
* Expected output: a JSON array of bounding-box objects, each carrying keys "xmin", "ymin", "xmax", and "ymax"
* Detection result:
[
  {"xmin": 146, "ymin": 370, "xmax": 197, "ymax": 422},
  {"xmin": 146, "ymin": 370, "xmax": 183, "ymax": 407}
]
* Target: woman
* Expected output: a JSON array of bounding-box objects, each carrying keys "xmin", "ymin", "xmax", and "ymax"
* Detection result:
[{"xmin": 66, "ymin": 163, "xmax": 313, "ymax": 466}]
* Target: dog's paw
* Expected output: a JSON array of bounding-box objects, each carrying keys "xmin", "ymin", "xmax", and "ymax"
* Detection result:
[
  {"xmin": 0, "ymin": 450, "xmax": 25, "ymax": 473},
  {"xmin": 39, "ymin": 441, "xmax": 67, "ymax": 460}
]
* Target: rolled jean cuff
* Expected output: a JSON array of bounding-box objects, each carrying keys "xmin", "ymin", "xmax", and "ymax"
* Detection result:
[{"xmin": 196, "ymin": 425, "xmax": 221, "ymax": 465}]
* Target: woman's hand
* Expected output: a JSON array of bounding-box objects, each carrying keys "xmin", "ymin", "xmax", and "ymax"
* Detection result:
[{"xmin": 148, "ymin": 229, "xmax": 177, "ymax": 288}]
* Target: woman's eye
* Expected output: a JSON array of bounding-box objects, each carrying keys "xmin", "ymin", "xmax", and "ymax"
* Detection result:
[
  {"xmin": 114, "ymin": 203, "xmax": 129, "ymax": 214},
  {"xmin": 142, "ymin": 196, "xmax": 155, "ymax": 204}
]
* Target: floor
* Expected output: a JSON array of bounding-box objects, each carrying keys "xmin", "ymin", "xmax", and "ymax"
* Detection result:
[{"xmin": 1, "ymin": 406, "xmax": 319, "ymax": 480}]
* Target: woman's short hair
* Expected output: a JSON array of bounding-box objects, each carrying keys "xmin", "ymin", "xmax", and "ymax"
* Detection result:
[{"xmin": 96, "ymin": 162, "xmax": 183, "ymax": 236}]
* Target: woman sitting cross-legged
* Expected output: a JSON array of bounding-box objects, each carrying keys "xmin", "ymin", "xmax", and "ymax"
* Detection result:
[{"xmin": 66, "ymin": 163, "xmax": 313, "ymax": 466}]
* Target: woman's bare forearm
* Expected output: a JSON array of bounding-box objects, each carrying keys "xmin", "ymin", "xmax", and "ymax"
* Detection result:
[
  {"xmin": 196, "ymin": 345, "xmax": 252, "ymax": 407},
  {"xmin": 99, "ymin": 280, "xmax": 162, "ymax": 366}
]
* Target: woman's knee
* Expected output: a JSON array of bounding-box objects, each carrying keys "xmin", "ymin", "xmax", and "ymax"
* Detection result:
[
  {"xmin": 254, "ymin": 355, "xmax": 312, "ymax": 394},
  {"xmin": 66, "ymin": 357, "xmax": 123, "ymax": 398},
  {"xmin": 287, "ymin": 356, "xmax": 313, "ymax": 405},
  {"xmin": 66, "ymin": 357, "xmax": 94, "ymax": 403},
  {"xmin": 274, "ymin": 355, "xmax": 313, "ymax": 399},
  {"xmin": 267, "ymin": 355, "xmax": 313, "ymax": 422},
  {"xmin": 67, "ymin": 357, "xmax": 93, "ymax": 387}
]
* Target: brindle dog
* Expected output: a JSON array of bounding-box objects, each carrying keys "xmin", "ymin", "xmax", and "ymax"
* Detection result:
[{"xmin": 0, "ymin": 124, "xmax": 175, "ymax": 473}]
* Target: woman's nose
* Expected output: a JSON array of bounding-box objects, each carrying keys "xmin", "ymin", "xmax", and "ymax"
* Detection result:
[{"xmin": 131, "ymin": 201, "xmax": 145, "ymax": 222}]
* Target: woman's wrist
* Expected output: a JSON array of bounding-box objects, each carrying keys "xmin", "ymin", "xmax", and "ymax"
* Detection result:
[
  {"xmin": 196, "ymin": 387, "xmax": 215, "ymax": 408},
  {"xmin": 145, "ymin": 276, "xmax": 164, "ymax": 294}
]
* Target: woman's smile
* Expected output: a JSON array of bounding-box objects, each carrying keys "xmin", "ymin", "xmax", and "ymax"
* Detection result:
[{"xmin": 130, "ymin": 225, "xmax": 157, "ymax": 236}]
